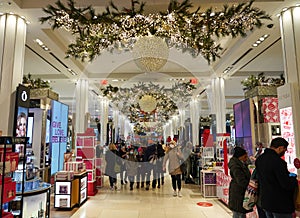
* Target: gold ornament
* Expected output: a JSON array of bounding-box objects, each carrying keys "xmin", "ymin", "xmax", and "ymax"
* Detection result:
[
  {"xmin": 132, "ymin": 36, "xmax": 169, "ymax": 72},
  {"xmin": 139, "ymin": 95, "xmax": 157, "ymax": 113}
]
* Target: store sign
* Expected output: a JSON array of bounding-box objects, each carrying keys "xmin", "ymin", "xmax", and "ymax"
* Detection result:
[
  {"xmin": 16, "ymin": 84, "xmax": 30, "ymax": 108},
  {"xmin": 278, "ymin": 83, "xmax": 293, "ymax": 109}
]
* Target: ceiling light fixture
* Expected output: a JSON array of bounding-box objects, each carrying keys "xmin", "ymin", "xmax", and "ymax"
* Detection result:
[
  {"xmin": 252, "ymin": 34, "xmax": 269, "ymax": 48},
  {"xmin": 40, "ymin": 0, "xmax": 271, "ymax": 64}
]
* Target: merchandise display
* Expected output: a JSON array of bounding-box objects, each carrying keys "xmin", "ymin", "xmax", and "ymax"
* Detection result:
[
  {"xmin": 76, "ymin": 129, "xmax": 103, "ymax": 195},
  {"xmin": 54, "ymin": 171, "xmax": 88, "ymax": 209}
]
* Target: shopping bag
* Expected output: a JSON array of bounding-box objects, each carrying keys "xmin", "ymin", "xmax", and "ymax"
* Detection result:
[{"xmin": 243, "ymin": 179, "xmax": 258, "ymax": 210}]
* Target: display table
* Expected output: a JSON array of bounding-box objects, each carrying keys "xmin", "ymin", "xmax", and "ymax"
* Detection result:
[
  {"xmin": 13, "ymin": 182, "xmax": 51, "ymax": 218},
  {"xmin": 54, "ymin": 171, "xmax": 88, "ymax": 209},
  {"xmin": 200, "ymin": 170, "xmax": 217, "ymax": 197}
]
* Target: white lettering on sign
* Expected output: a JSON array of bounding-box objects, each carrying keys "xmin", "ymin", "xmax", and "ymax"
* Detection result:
[{"xmin": 21, "ymin": 91, "xmax": 28, "ymax": 102}]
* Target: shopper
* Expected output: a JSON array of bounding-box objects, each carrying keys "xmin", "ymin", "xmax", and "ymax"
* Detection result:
[
  {"xmin": 136, "ymin": 146, "xmax": 146, "ymax": 188},
  {"xmin": 151, "ymin": 141, "xmax": 165, "ymax": 189},
  {"xmin": 119, "ymin": 145, "xmax": 128, "ymax": 185},
  {"xmin": 105, "ymin": 143, "xmax": 120, "ymax": 190},
  {"xmin": 144, "ymin": 143, "xmax": 157, "ymax": 190},
  {"xmin": 255, "ymin": 137, "xmax": 298, "ymax": 218},
  {"xmin": 163, "ymin": 140, "xmax": 184, "ymax": 197},
  {"xmin": 125, "ymin": 147, "xmax": 138, "ymax": 191},
  {"xmin": 228, "ymin": 146, "xmax": 251, "ymax": 218}
]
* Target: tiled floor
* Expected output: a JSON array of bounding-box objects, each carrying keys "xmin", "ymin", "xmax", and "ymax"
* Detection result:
[{"xmin": 51, "ymin": 176, "xmax": 232, "ymax": 218}]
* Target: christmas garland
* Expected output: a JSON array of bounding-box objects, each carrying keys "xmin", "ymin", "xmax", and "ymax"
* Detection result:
[{"xmin": 40, "ymin": 0, "xmax": 271, "ymax": 63}]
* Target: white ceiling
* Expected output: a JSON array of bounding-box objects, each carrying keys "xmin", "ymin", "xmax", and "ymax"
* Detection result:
[{"xmin": 1, "ymin": 0, "xmax": 294, "ymax": 119}]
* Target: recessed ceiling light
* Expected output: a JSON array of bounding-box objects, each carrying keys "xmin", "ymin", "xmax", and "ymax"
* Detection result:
[
  {"xmin": 252, "ymin": 43, "xmax": 258, "ymax": 47},
  {"xmin": 112, "ymin": 79, "xmax": 119, "ymax": 82},
  {"xmin": 263, "ymin": 34, "xmax": 269, "ymax": 38}
]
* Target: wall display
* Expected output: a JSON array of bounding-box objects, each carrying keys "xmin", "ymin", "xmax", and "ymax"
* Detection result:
[
  {"xmin": 50, "ymin": 100, "xmax": 69, "ymax": 175},
  {"xmin": 233, "ymin": 99, "xmax": 254, "ymax": 156}
]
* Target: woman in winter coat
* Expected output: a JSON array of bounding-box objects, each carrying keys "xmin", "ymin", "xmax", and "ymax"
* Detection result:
[
  {"xmin": 163, "ymin": 140, "xmax": 184, "ymax": 197},
  {"xmin": 105, "ymin": 143, "xmax": 120, "ymax": 190},
  {"xmin": 228, "ymin": 146, "xmax": 251, "ymax": 218},
  {"xmin": 125, "ymin": 148, "xmax": 138, "ymax": 190}
]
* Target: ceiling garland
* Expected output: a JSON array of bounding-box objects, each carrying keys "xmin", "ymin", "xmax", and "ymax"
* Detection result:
[
  {"xmin": 100, "ymin": 81, "xmax": 196, "ymax": 123},
  {"xmin": 40, "ymin": 0, "xmax": 271, "ymax": 63}
]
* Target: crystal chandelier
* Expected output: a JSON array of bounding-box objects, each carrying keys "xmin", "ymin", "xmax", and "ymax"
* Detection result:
[{"xmin": 132, "ymin": 36, "xmax": 169, "ymax": 72}]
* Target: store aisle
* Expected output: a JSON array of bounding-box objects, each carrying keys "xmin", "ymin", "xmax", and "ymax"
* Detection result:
[{"xmin": 52, "ymin": 175, "xmax": 232, "ymax": 218}]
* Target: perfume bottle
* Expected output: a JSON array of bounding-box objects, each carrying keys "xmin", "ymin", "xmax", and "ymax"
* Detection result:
[{"xmin": 38, "ymin": 201, "xmax": 44, "ymax": 218}]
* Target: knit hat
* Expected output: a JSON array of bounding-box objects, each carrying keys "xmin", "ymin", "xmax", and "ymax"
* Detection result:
[{"xmin": 233, "ymin": 146, "xmax": 247, "ymax": 158}]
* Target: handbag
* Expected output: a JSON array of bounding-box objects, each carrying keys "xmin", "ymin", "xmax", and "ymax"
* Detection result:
[
  {"xmin": 114, "ymin": 162, "xmax": 121, "ymax": 173},
  {"xmin": 180, "ymin": 161, "xmax": 187, "ymax": 173},
  {"xmin": 243, "ymin": 170, "xmax": 258, "ymax": 210},
  {"xmin": 114, "ymin": 155, "xmax": 121, "ymax": 173}
]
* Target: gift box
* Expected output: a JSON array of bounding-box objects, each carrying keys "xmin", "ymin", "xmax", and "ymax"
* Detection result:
[
  {"xmin": 77, "ymin": 137, "xmax": 95, "ymax": 147},
  {"xmin": 55, "ymin": 171, "xmax": 74, "ymax": 181},
  {"xmin": 64, "ymin": 161, "xmax": 84, "ymax": 172},
  {"xmin": 77, "ymin": 148, "xmax": 95, "ymax": 159},
  {"xmin": 0, "ymin": 177, "xmax": 16, "ymax": 204},
  {"xmin": 83, "ymin": 159, "xmax": 94, "ymax": 170},
  {"xmin": 87, "ymin": 169, "xmax": 96, "ymax": 181}
]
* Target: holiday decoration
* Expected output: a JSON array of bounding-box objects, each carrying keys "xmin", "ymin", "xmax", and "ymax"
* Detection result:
[
  {"xmin": 241, "ymin": 73, "xmax": 285, "ymax": 91},
  {"xmin": 23, "ymin": 73, "xmax": 51, "ymax": 89},
  {"xmin": 40, "ymin": 0, "xmax": 271, "ymax": 63},
  {"xmin": 138, "ymin": 95, "xmax": 157, "ymax": 113},
  {"xmin": 100, "ymin": 81, "xmax": 196, "ymax": 123},
  {"xmin": 132, "ymin": 36, "xmax": 169, "ymax": 72}
]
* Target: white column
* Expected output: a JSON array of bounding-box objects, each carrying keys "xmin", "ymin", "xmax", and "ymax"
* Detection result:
[
  {"xmin": 211, "ymin": 77, "xmax": 226, "ymax": 134},
  {"xmin": 124, "ymin": 119, "xmax": 132, "ymax": 140},
  {"xmin": 178, "ymin": 105, "xmax": 186, "ymax": 128},
  {"xmin": 112, "ymin": 108, "xmax": 119, "ymax": 141},
  {"xmin": 75, "ymin": 79, "xmax": 89, "ymax": 133},
  {"xmin": 190, "ymin": 98, "xmax": 201, "ymax": 146},
  {"xmin": 119, "ymin": 114, "xmax": 126, "ymax": 139},
  {"xmin": 99, "ymin": 97, "xmax": 109, "ymax": 145},
  {"xmin": 278, "ymin": 6, "xmax": 300, "ymax": 159},
  {"xmin": 0, "ymin": 14, "xmax": 27, "ymax": 135}
]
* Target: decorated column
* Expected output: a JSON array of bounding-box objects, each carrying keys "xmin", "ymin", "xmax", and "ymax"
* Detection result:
[
  {"xmin": 0, "ymin": 14, "xmax": 27, "ymax": 135},
  {"xmin": 278, "ymin": 6, "xmax": 300, "ymax": 160},
  {"xmin": 190, "ymin": 98, "xmax": 201, "ymax": 146},
  {"xmin": 75, "ymin": 79, "xmax": 89, "ymax": 133}
]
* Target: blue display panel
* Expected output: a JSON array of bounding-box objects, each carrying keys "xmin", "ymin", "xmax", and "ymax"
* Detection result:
[{"xmin": 50, "ymin": 100, "xmax": 69, "ymax": 175}]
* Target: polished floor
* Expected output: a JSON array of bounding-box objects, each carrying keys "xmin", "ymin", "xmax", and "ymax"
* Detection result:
[{"xmin": 51, "ymin": 175, "xmax": 232, "ymax": 218}]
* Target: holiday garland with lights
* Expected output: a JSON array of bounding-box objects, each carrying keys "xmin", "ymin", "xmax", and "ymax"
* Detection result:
[
  {"xmin": 240, "ymin": 73, "xmax": 285, "ymax": 91},
  {"xmin": 40, "ymin": 0, "xmax": 271, "ymax": 63},
  {"xmin": 100, "ymin": 81, "xmax": 196, "ymax": 123}
]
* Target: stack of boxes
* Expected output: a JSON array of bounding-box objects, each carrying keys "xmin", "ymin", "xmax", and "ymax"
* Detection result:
[
  {"xmin": 76, "ymin": 128, "xmax": 101, "ymax": 196},
  {"xmin": 1, "ymin": 147, "xmax": 19, "ymax": 218}
]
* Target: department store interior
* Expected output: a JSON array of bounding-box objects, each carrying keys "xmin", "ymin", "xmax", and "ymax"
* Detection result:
[{"xmin": 1, "ymin": 0, "xmax": 300, "ymax": 217}]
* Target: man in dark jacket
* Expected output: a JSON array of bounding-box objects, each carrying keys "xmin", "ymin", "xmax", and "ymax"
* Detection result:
[
  {"xmin": 228, "ymin": 146, "xmax": 251, "ymax": 217},
  {"xmin": 255, "ymin": 137, "xmax": 298, "ymax": 217}
]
